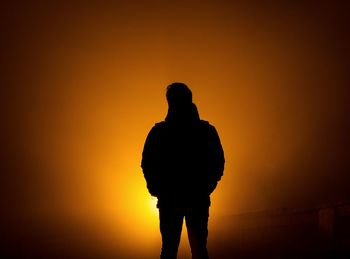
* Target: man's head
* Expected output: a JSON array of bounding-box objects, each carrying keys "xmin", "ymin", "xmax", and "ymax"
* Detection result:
[{"xmin": 166, "ymin": 82, "xmax": 192, "ymax": 108}]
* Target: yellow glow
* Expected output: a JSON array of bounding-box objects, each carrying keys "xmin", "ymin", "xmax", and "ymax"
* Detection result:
[{"xmin": 149, "ymin": 197, "xmax": 159, "ymax": 215}]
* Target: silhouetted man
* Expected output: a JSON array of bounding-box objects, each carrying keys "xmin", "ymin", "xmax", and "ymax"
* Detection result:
[{"xmin": 141, "ymin": 82, "xmax": 225, "ymax": 259}]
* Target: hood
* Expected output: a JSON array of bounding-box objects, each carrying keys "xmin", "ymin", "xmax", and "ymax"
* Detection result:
[{"xmin": 165, "ymin": 103, "xmax": 200, "ymax": 124}]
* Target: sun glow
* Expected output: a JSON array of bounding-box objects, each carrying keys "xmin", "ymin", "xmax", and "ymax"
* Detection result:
[
  {"xmin": 115, "ymin": 164, "xmax": 160, "ymax": 232},
  {"xmin": 149, "ymin": 196, "xmax": 159, "ymax": 215}
]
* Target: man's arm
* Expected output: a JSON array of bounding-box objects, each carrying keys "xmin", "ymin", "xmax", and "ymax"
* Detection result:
[
  {"xmin": 141, "ymin": 126, "xmax": 162, "ymax": 197},
  {"xmin": 207, "ymin": 125, "xmax": 225, "ymax": 193}
]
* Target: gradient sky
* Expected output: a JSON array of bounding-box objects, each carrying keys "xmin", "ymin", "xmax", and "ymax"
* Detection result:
[{"xmin": 2, "ymin": 1, "xmax": 350, "ymax": 258}]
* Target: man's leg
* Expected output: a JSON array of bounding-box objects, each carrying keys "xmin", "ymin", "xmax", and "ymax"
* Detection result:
[
  {"xmin": 185, "ymin": 205, "xmax": 209, "ymax": 259},
  {"xmin": 159, "ymin": 206, "xmax": 184, "ymax": 259}
]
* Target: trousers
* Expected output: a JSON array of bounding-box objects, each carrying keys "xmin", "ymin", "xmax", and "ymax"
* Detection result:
[{"xmin": 159, "ymin": 204, "xmax": 209, "ymax": 259}]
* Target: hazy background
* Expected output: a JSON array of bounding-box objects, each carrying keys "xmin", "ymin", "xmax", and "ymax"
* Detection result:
[{"xmin": 2, "ymin": 1, "xmax": 349, "ymax": 258}]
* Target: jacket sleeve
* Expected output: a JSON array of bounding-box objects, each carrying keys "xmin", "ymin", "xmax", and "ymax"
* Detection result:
[
  {"xmin": 141, "ymin": 126, "xmax": 162, "ymax": 197},
  {"xmin": 206, "ymin": 125, "xmax": 225, "ymax": 194}
]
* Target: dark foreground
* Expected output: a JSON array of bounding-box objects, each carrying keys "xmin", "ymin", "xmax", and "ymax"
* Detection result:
[
  {"xmin": 2, "ymin": 202, "xmax": 350, "ymax": 258},
  {"xmin": 210, "ymin": 201, "xmax": 350, "ymax": 258}
]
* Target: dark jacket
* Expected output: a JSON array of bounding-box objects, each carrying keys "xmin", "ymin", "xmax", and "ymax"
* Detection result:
[{"xmin": 141, "ymin": 103, "xmax": 224, "ymax": 207}]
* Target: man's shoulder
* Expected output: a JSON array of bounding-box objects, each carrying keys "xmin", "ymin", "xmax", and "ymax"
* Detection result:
[
  {"xmin": 199, "ymin": 120, "xmax": 210, "ymax": 126},
  {"xmin": 149, "ymin": 121, "xmax": 167, "ymax": 134},
  {"xmin": 153, "ymin": 120, "xmax": 214, "ymax": 127},
  {"xmin": 151, "ymin": 120, "xmax": 216, "ymax": 132},
  {"xmin": 199, "ymin": 120, "xmax": 216, "ymax": 130},
  {"xmin": 153, "ymin": 121, "xmax": 167, "ymax": 129}
]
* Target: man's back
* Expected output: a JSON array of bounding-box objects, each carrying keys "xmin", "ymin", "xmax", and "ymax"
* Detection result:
[{"xmin": 142, "ymin": 117, "xmax": 224, "ymax": 207}]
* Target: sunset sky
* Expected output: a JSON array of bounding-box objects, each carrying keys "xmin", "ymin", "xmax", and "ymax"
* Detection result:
[{"xmin": 2, "ymin": 1, "xmax": 350, "ymax": 258}]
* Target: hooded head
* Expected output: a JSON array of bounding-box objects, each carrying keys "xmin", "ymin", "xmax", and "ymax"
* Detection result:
[
  {"xmin": 165, "ymin": 82, "xmax": 199, "ymax": 123},
  {"xmin": 166, "ymin": 82, "xmax": 192, "ymax": 108}
]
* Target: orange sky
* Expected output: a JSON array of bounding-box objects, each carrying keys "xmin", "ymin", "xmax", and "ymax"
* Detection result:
[{"xmin": 2, "ymin": 1, "xmax": 350, "ymax": 258}]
